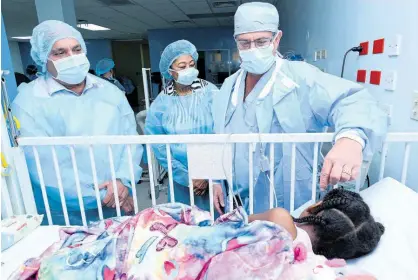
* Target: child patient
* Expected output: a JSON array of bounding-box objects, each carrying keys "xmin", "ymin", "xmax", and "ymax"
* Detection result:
[
  {"xmin": 250, "ymin": 187, "xmax": 385, "ymax": 260},
  {"xmin": 13, "ymin": 188, "xmax": 384, "ymax": 280}
]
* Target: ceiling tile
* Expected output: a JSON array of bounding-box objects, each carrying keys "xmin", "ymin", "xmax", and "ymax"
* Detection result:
[
  {"xmin": 171, "ymin": 21, "xmax": 197, "ymax": 28},
  {"xmin": 79, "ymin": 6, "xmax": 122, "ymax": 19},
  {"xmin": 170, "ymin": 0, "xmax": 201, "ymax": 3},
  {"xmin": 193, "ymin": 18, "xmax": 219, "ymax": 27},
  {"xmin": 175, "ymin": 1, "xmax": 212, "ymax": 15},
  {"xmin": 141, "ymin": 1, "xmax": 186, "ymax": 18},
  {"xmin": 74, "ymin": 0, "xmax": 105, "ymax": 8},
  {"xmin": 111, "ymin": 5, "xmax": 172, "ymax": 28},
  {"xmin": 211, "ymin": 6, "xmax": 238, "ymax": 14},
  {"xmin": 217, "ymin": 17, "xmax": 234, "ymax": 26}
]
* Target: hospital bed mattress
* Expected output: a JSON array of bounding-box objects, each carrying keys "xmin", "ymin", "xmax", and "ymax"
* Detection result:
[
  {"xmin": 2, "ymin": 178, "xmax": 417, "ymax": 279},
  {"xmin": 346, "ymin": 177, "xmax": 418, "ymax": 279}
]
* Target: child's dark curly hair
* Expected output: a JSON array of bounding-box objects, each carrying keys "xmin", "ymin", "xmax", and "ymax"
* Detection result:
[{"xmin": 293, "ymin": 188, "xmax": 385, "ymax": 259}]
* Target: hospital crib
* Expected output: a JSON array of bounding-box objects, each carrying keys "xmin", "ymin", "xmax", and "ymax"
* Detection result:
[
  {"xmin": 136, "ymin": 109, "xmax": 168, "ymax": 200},
  {"xmin": 2, "ymin": 111, "xmax": 418, "ymax": 225}
]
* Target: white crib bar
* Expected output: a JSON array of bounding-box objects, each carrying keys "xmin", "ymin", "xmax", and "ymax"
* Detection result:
[
  {"xmin": 228, "ymin": 150, "xmax": 234, "ymax": 212},
  {"xmin": 401, "ymin": 143, "xmax": 411, "ymax": 185},
  {"xmin": 69, "ymin": 146, "xmax": 87, "ymax": 226},
  {"xmin": 13, "ymin": 148, "xmax": 38, "ymax": 215},
  {"xmin": 107, "ymin": 145, "xmax": 121, "ymax": 217},
  {"xmin": 165, "ymin": 144, "xmax": 175, "ymax": 203},
  {"xmin": 379, "ymin": 143, "xmax": 389, "ymax": 181},
  {"xmin": 51, "ymin": 146, "xmax": 70, "ymax": 226},
  {"xmin": 249, "ymin": 143, "xmax": 254, "ymax": 215},
  {"xmin": 145, "ymin": 144, "xmax": 157, "ymax": 206},
  {"xmin": 311, "ymin": 142, "xmax": 319, "ymax": 202},
  {"xmin": 127, "ymin": 145, "xmax": 139, "ymax": 214},
  {"xmin": 89, "ymin": 146, "xmax": 103, "ymax": 220},
  {"xmin": 269, "ymin": 144, "xmax": 275, "ymax": 209},
  {"xmin": 1, "ymin": 176, "xmax": 14, "ymax": 217},
  {"xmin": 209, "ymin": 179, "xmax": 214, "ymax": 221},
  {"xmin": 32, "ymin": 147, "xmax": 52, "ymax": 225},
  {"xmin": 189, "ymin": 177, "xmax": 194, "ymax": 207},
  {"xmin": 290, "ymin": 143, "xmax": 296, "ymax": 213},
  {"xmin": 355, "ymin": 167, "xmax": 363, "ymax": 192}
]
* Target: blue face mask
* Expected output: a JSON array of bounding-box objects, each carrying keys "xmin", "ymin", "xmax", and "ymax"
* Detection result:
[
  {"xmin": 239, "ymin": 43, "xmax": 276, "ymax": 74},
  {"xmin": 50, "ymin": 53, "xmax": 90, "ymax": 85},
  {"xmin": 171, "ymin": 67, "xmax": 199, "ymax": 85}
]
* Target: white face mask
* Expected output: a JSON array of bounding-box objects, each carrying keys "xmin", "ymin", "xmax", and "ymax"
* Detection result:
[
  {"xmin": 171, "ymin": 67, "xmax": 199, "ymax": 85},
  {"xmin": 239, "ymin": 42, "xmax": 276, "ymax": 74},
  {"xmin": 50, "ymin": 53, "xmax": 90, "ymax": 85}
]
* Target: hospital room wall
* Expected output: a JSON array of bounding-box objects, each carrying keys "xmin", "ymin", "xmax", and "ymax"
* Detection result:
[
  {"xmin": 1, "ymin": 16, "xmax": 18, "ymax": 102},
  {"xmin": 148, "ymin": 27, "xmax": 236, "ymax": 73},
  {"xmin": 8, "ymin": 41, "xmax": 24, "ymax": 74},
  {"xmin": 277, "ymin": 0, "xmax": 418, "ymax": 190},
  {"xmin": 18, "ymin": 39, "xmax": 113, "ymax": 73}
]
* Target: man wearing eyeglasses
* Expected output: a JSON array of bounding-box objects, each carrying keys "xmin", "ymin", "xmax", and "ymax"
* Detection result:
[{"xmin": 211, "ymin": 2, "xmax": 387, "ymax": 215}]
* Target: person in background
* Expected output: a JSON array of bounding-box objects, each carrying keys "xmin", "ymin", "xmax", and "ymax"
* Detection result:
[
  {"xmin": 14, "ymin": 72, "xmax": 30, "ymax": 87},
  {"xmin": 145, "ymin": 40, "xmax": 219, "ymax": 211},
  {"xmin": 211, "ymin": 2, "xmax": 387, "ymax": 215},
  {"xmin": 25, "ymin": 64, "xmax": 38, "ymax": 81},
  {"xmin": 95, "ymin": 58, "xmax": 126, "ymax": 93},
  {"xmin": 11, "ymin": 20, "xmax": 143, "ymax": 225}
]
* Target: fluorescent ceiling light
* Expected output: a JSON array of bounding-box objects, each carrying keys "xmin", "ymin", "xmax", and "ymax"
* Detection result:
[
  {"xmin": 77, "ymin": 23, "xmax": 110, "ymax": 31},
  {"xmin": 12, "ymin": 36, "xmax": 31, "ymax": 40}
]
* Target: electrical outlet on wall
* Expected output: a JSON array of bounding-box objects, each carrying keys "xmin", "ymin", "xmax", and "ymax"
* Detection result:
[
  {"xmin": 411, "ymin": 90, "xmax": 418, "ymax": 121},
  {"xmin": 314, "ymin": 50, "xmax": 321, "ymax": 61},
  {"xmin": 382, "ymin": 71, "xmax": 397, "ymax": 91},
  {"xmin": 387, "ymin": 35, "xmax": 402, "ymax": 56},
  {"xmin": 321, "ymin": 49, "xmax": 327, "ymax": 59}
]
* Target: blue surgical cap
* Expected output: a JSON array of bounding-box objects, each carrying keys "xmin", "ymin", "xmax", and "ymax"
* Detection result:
[
  {"xmin": 159, "ymin": 40, "xmax": 198, "ymax": 80},
  {"xmin": 234, "ymin": 2, "xmax": 279, "ymax": 37},
  {"xmin": 30, "ymin": 20, "xmax": 87, "ymax": 73},
  {"xmin": 96, "ymin": 58, "xmax": 115, "ymax": 76}
]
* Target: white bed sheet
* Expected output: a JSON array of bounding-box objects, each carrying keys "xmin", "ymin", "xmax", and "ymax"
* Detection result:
[
  {"xmin": 1, "ymin": 178, "xmax": 417, "ymax": 279},
  {"xmin": 347, "ymin": 177, "xmax": 418, "ymax": 279}
]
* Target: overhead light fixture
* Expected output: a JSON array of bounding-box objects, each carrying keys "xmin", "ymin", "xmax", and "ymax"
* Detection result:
[
  {"xmin": 12, "ymin": 36, "xmax": 31, "ymax": 40},
  {"xmin": 77, "ymin": 23, "xmax": 110, "ymax": 31}
]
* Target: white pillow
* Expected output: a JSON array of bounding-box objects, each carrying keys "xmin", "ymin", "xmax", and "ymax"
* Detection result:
[{"xmin": 346, "ymin": 177, "xmax": 418, "ymax": 280}]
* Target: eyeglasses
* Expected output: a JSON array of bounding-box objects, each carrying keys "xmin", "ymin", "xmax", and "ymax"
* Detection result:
[{"xmin": 236, "ymin": 37, "xmax": 275, "ymax": 50}]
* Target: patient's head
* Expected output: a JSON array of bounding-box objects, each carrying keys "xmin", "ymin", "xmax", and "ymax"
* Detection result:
[{"xmin": 293, "ymin": 188, "xmax": 384, "ymax": 259}]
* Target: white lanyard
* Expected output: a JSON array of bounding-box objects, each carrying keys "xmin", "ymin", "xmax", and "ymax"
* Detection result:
[{"xmin": 231, "ymin": 57, "xmax": 299, "ymax": 107}]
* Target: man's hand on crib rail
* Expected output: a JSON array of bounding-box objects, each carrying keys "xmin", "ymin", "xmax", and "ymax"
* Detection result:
[
  {"xmin": 193, "ymin": 180, "xmax": 208, "ymax": 196},
  {"xmin": 122, "ymin": 196, "xmax": 135, "ymax": 214},
  {"xmin": 100, "ymin": 180, "xmax": 130, "ymax": 209},
  {"xmin": 213, "ymin": 184, "xmax": 225, "ymax": 215},
  {"xmin": 320, "ymin": 138, "xmax": 363, "ymax": 190}
]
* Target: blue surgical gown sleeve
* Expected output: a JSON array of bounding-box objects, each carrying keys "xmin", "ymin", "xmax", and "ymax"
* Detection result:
[
  {"xmin": 11, "ymin": 99, "xmax": 103, "ymax": 208},
  {"xmin": 290, "ymin": 62, "xmax": 388, "ymax": 158},
  {"xmin": 144, "ymin": 94, "xmax": 189, "ymax": 187},
  {"xmin": 114, "ymin": 96, "xmax": 143, "ymax": 188}
]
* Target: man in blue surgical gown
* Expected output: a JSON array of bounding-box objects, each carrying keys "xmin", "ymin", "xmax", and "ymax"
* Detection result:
[
  {"xmin": 212, "ymin": 2, "xmax": 387, "ymax": 215},
  {"xmin": 11, "ymin": 20, "xmax": 143, "ymax": 225}
]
